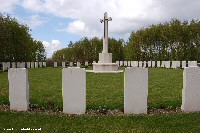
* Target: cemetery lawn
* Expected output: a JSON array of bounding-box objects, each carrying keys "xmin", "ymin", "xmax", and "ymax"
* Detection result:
[{"xmin": 1, "ymin": 67, "xmax": 200, "ymax": 132}]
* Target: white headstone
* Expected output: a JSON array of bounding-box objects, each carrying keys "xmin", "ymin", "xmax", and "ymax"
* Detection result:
[
  {"xmin": 43, "ymin": 62, "xmax": 46, "ymax": 67},
  {"xmin": 181, "ymin": 67, "xmax": 200, "ymax": 112},
  {"xmin": 152, "ymin": 61, "xmax": 155, "ymax": 67},
  {"xmin": 157, "ymin": 61, "xmax": 160, "ymax": 68},
  {"xmin": 176, "ymin": 61, "xmax": 180, "ymax": 68},
  {"xmin": 124, "ymin": 61, "xmax": 127, "ymax": 67},
  {"xmin": 85, "ymin": 61, "xmax": 88, "ymax": 66},
  {"xmin": 127, "ymin": 61, "xmax": 131, "ymax": 67},
  {"xmin": 143, "ymin": 61, "xmax": 146, "ymax": 68},
  {"xmin": 70, "ymin": 62, "xmax": 73, "ymax": 67},
  {"xmin": 131, "ymin": 61, "xmax": 135, "ymax": 67},
  {"xmin": 135, "ymin": 61, "xmax": 138, "ymax": 67},
  {"xmin": 148, "ymin": 61, "xmax": 151, "ymax": 67},
  {"xmin": 188, "ymin": 61, "xmax": 197, "ymax": 67},
  {"xmin": 139, "ymin": 61, "xmax": 143, "ymax": 67},
  {"xmin": 35, "ymin": 62, "xmax": 38, "ymax": 68},
  {"xmin": 77, "ymin": 62, "xmax": 81, "ymax": 67},
  {"xmin": 8, "ymin": 68, "xmax": 29, "ymax": 111},
  {"xmin": 11, "ymin": 62, "xmax": 16, "ymax": 68},
  {"xmin": 120, "ymin": 61, "xmax": 123, "ymax": 67},
  {"xmin": 54, "ymin": 62, "xmax": 57, "ymax": 68},
  {"xmin": 182, "ymin": 61, "xmax": 186, "ymax": 68},
  {"xmin": 116, "ymin": 61, "xmax": 119, "ymax": 66},
  {"xmin": 39, "ymin": 62, "xmax": 42, "ymax": 68},
  {"xmin": 2, "ymin": 62, "xmax": 7, "ymax": 71},
  {"xmin": 124, "ymin": 67, "xmax": 148, "ymax": 114},
  {"xmin": 130, "ymin": 61, "xmax": 134, "ymax": 67},
  {"xmin": 7, "ymin": 62, "xmax": 10, "ymax": 69},
  {"xmin": 31, "ymin": 62, "xmax": 34, "ymax": 68},
  {"xmin": 17, "ymin": 62, "xmax": 20, "ymax": 68},
  {"xmin": 161, "ymin": 61, "xmax": 165, "ymax": 68},
  {"xmin": 62, "ymin": 62, "xmax": 65, "ymax": 68},
  {"xmin": 171, "ymin": 61, "xmax": 177, "ymax": 69},
  {"xmin": 62, "ymin": 68, "xmax": 86, "ymax": 114},
  {"xmin": 20, "ymin": 62, "xmax": 25, "ymax": 68},
  {"xmin": 165, "ymin": 61, "xmax": 170, "ymax": 68},
  {"xmin": 27, "ymin": 62, "xmax": 30, "ymax": 69}
]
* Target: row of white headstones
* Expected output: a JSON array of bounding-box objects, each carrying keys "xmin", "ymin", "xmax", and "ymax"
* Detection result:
[
  {"xmin": 1, "ymin": 62, "xmax": 90, "ymax": 71},
  {"xmin": 8, "ymin": 66, "xmax": 200, "ymax": 114},
  {"xmin": 116, "ymin": 61, "xmax": 198, "ymax": 68},
  {"xmin": 1, "ymin": 61, "xmax": 198, "ymax": 71}
]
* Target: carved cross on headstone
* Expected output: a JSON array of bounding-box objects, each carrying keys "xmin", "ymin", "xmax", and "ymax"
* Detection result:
[{"xmin": 100, "ymin": 12, "xmax": 112, "ymax": 53}]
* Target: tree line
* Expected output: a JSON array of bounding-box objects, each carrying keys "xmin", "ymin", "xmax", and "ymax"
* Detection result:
[
  {"xmin": 52, "ymin": 37, "xmax": 125, "ymax": 62},
  {"xmin": 125, "ymin": 19, "xmax": 200, "ymax": 62},
  {"xmin": 0, "ymin": 13, "xmax": 46, "ymax": 62},
  {"xmin": 53, "ymin": 19, "xmax": 200, "ymax": 62}
]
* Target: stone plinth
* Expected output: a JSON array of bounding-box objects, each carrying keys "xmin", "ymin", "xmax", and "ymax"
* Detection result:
[
  {"xmin": 62, "ymin": 68, "xmax": 86, "ymax": 114},
  {"xmin": 124, "ymin": 67, "xmax": 148, "ymax": 114},
  {"xmin": 93, "ymin": 63, "xmax": 118, "ymax": 72},
  {"xmin": 99, "ymin": 53, "xmax": 112, "ymax": 63},
  {"xmin": 8, "ymin": 68, "xmax": 29, "ymax": 111}
]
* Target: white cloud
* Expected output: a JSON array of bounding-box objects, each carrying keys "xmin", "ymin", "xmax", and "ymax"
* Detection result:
[
  {"xmin": 31, "ymin": 0, "xmax": 199, "ymax": 38},
  {"xmin": 2, "ymin": 0, "xmax": 200, "ymax": 41},
  {"xmin": 20, "ymin": 14, "xmax": 49, "ymax": 29},
  {"xmin": 67, "ymin": 20, "xmax": 87, "ymax": 34},
  {"xmin": 43, "ymin": 40, "xmax": 62, "ymax": 58},
  {"xmin": 0, "ymin": 0, "xmax": 19, "ymax": 12},
  {"xmin": 21, "ymin": 0, "xmax": 44, "ymax": 12}
]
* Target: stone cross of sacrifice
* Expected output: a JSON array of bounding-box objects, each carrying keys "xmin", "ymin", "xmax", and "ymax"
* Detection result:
[{"xmin": 100, "ymin": 12, "xmax": 112, "ymax": 53}]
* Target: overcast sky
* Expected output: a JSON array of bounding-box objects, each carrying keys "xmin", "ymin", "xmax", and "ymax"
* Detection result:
[{"xmin": 1, "ymin": 0, "xmax": 200, "ymax": 58}]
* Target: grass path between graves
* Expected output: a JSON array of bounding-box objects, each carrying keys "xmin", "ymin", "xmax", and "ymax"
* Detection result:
[{"xmin": 1, "ymin": 110, "xmax": 200, "ymax": 132}]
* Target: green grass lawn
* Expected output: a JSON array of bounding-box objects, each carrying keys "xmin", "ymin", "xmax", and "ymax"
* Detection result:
[
  {"xmin": 0, "ymin": 67, "xmax": 199, "ymax": 132},
  {"xmin": 0, "ymin": 67, "xmax": 182, "ymax": 110}
]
